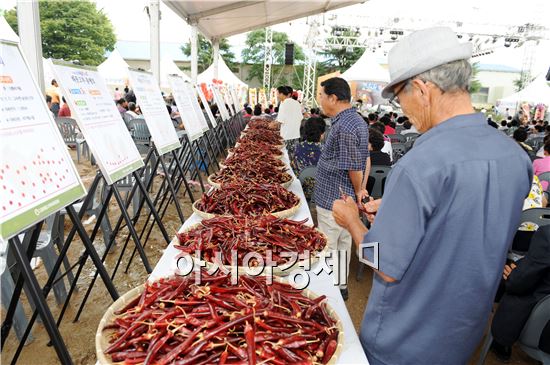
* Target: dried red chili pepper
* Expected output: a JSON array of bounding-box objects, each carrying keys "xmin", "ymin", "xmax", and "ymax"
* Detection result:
[
  {"xmin": 176, "ymin": 215, "xmax": 327, "ymax": 267},
  {"xmin": 196, "ymin": 182, "xmax": 298, "ymax": 216},
  {"xmin": 103, "ymin": 271, "xmax": 339, "ymax": 364}
]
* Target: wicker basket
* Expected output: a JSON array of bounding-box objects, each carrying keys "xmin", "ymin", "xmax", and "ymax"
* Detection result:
[
  {"xmin": 207, "ymin": 174, "xmax": 294, "ymax": 190},
  {"xmin": 192, "ymin": 199, "xmax": 301, "ymax": 220},
  {"xmin": 96, "ymin": 277, "xmax": 343, "ymax": 365},
  {"xmin": 178, "ymin": 220, "xmax": 327, "ymax": 277}
]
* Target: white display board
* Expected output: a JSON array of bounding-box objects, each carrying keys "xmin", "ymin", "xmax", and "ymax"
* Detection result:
[
  {"xmin": 188, "ymin": 84, "xmax": 210, "ymax": 133},
  {"xmin": 0, "ymin": 40, "xmax": 86, "ymax": 240},
  {"xmin": 50, "ymin": 61, "xmax": 144, "ymax": 185},
  {"xmin": 127, "ymin": 69, "xmax": 181, "ymax": 156},
  {"xmin": 196, "ymin": 85, "xmax": 217, "ymax": 128},
  {"xmin": 167, "ymin": 75, "xmax": 204, "ymax": 142},
  {"xmin": 229, "ymin": 86, "xmax": 240, "ymax": 112},
  {"xmin": 212, "ymin": 85, "xmax": 230, "ymax": 120}
]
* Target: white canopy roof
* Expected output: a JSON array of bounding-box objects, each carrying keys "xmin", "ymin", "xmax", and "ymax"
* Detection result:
[
  {"xmin": 341, "ymin": 50, "xmax": 390, "ymax": 83},
  {"xmin": 158, "ymin": 57, "xmax": 190, "ymax": 89},
  {"xmin": 499, "ymin": 74, "xmax": 550, "ymax": 106},
  {"xmin": 162, "ymin": 0, "xmax": 362, "ymax": 40},
  {"xmin": 0, "ymin": 16, "xmax": 19, "ymax": 42},
  {"xmin": 197, "ymin": 57, "xmax": 247, "ymax": 87},
  {"xmin": 97, "ymin": 49, "xmax": 130, "ymax": 86}
]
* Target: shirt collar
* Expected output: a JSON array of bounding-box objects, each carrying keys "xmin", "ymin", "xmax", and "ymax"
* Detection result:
[
  {"xmin": 331, "ymin": 107, "xmax": 357, "ymax": 125},
  {"xmin": 414, "ymin": 113, "xmax": 486, "ymax": 147}
]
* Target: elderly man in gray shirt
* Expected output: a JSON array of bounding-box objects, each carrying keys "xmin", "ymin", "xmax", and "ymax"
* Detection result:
[{"xmin": 333, "ymin": 27, "xmax": 532, "ymax": 364}]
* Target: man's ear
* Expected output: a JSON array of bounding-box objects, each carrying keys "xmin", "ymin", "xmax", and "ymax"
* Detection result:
[{"xmin": 410, "ymin": 79, "xmax": 431, "ymax": 107}]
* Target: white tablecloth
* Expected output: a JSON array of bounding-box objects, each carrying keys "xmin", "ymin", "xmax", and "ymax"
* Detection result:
[{"xmin": 149, "ymin": 147, "xmax": 369, "ymax": 365}]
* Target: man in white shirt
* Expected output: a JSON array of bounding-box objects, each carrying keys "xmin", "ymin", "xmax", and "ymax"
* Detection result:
[{"xmin": 276, "ymin": 86, "xmax": 303, "ymax": 152}]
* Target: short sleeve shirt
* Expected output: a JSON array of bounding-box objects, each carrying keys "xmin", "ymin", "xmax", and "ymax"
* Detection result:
[
  {"xmin": 314, "ymin": 107, "xmax": 369, "ymax": 210},
  {"xmin": 359, "ymin": 113, "xmax": 532, "ymax": 365}
]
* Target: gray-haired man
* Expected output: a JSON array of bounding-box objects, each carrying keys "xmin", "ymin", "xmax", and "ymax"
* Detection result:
[{"xmin": 333, "ymin": 27, "xmax": 532, "ymax": 364}]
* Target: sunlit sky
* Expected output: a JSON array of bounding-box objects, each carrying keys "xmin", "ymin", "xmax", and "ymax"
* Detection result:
[{"xmin": 2, "ymin": 0, "xmax": 550, "ymax": 75}]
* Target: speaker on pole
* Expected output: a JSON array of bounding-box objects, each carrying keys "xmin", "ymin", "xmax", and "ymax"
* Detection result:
[{"xmin": 284, "ymin": 43, "xmax": 294, "ymax": 65}]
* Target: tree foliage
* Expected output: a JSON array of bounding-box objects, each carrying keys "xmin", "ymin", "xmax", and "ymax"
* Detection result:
[
  {"xmin": 317, "ymin": 26, "xmax": 364, "ymax": 74},
  {"xmin": 4, "ymin": 0, "xmax": 116, "ymax": 66},
  {"xmin": 181, "ymin": 35, "xmax": 237, "ymax": 73},
  {"xmin": 469, "ymin": 62, "xmax": 482, "ymax": 94},
  {"xmin": 241, "ymin": 29, "xmax": 305, "ymax": 88}
]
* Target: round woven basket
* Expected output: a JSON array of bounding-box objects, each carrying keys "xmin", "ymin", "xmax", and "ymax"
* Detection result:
[
  {"xmin": 96, "ymin": 277, "xmax": 343, "ymax": 365},
  {"xmin": 178, "ymin": 221, "xmax": 328, "ymax": 277},
  {"xmin": 207, "ymin": 174, "xmax": 294, "ymax": 190},
  {"xmin": 192, "ymin": 198, "xmax": 300, "ymax": 220},
  {"xmin": 234, "ymin": 141, "xmax": 285, "ymax": 150},
  {"xmin": 225, "ymin": 151, "xmax": 284, "ymax": 161}
]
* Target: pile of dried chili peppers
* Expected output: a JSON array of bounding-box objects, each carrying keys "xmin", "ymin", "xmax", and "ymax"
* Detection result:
[
  {"xmin": 176, "ymin": 215, "xmax": 327, "ymax": 267},
  {"xmin": 196, "ymin": 182, "xmax": 299, "ymax": 216},
  {"xmin": 222, "ymin": 153, "xmax": 286, "ymax": 169},
  {"xmin": 247, "ymin": 119, "xmax": 280, "ymax": 131},
  {"xmin": 210, "ymin": 165, "xmax": 292, "ymax": 186},
  {"xmin": 102, "ymin": 271, "xmax": 339, "ymax": 365},
  {"xmin": 231, "ymin": 140, "xmax": 283, "ymax": 157},
  {"xmin": 240, "ymin": 128, "xmax": 283, "ymax": 145}
]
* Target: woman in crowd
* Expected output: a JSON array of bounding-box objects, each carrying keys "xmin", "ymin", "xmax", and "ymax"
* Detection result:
[
  {"xmin": 291, "ymin": 117, "xmax": 325, "ymax": 200},
  {"xmin": 366, "ymin": 128, "xmax": 391, "ymax": 195},
  {"xmin": 533, "ymin": 142, "xmax": 550, "ymax": 190}
]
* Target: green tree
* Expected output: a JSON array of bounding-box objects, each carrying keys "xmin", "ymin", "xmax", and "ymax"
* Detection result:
[
  {"xmin": 469, "ymin": 62, "xmax": 482, "ymax": 94},
  {"xmin": 241, "ymin": 29, "xmax": 305, "ymax": 88},
  {"xmin": 513, "ymin": 74, "xmax": 531, "ymax": 92},
  {"xmin": 181, "ymin": 35, "xmax": 237, "ymax": 73},
  {"xmin": 4, "ymin": 0, "xmax": 116, "ymax": 66},
  {"xmin": 317, "ymin": 26, "xmax": 364, "ymax": 74}
]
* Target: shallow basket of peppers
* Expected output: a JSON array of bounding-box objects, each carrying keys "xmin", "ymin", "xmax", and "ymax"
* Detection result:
[
  {"xmin": 96, "ymin": 271, "xmax": 344, "ymax": 365},
  {"xmin": 192, "ymin": 182, "xmax": 300, "ymax": 219},
  {"xmin": 175, "ymin": 215, "xmax": 328, "ymax": 276},
  {"xmin": 208, "ymin": 163, "xmax": 294, "ymax": 189}
]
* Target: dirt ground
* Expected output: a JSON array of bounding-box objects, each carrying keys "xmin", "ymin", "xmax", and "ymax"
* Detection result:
[{"xmin": 0, "ymin": 148, "xmax": 539, "ymax": 365}]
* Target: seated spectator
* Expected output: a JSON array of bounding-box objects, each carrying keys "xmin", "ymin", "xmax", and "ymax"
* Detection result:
[
  {"xmin": 490, "ymin": 224, "xmax": 550, "ymax": 361},
  {"xmin": 58, "ymin": 96, "xmax": 71, "ymax": 117},
  {"xmin": 371, "ymin": 122, "xmax": 393, "ymax": 162},
  {"xmin": 498, "ymin": 120, "xmax": 509, "ymax": 131},
  {"xmin": 368, "ymin": 129, "xmax": 391, "ymax": 166},
  {"xmin": 127, "ymin": 102, "xmax": 140, "ymax": 118},
  {"xmin": 487, "ymin": 116, "xmax": 498, "ymax": 129},
  {"xmin": 380, "ymin": 116, "xmax": 395, "ymax": 135},
  {"xmin": 116, "ymin": 98, "xmax": 128, "ymax": 113},
  {"xmin": 291, "ymin": 117, "xmax": 324, "ymax": 200},
  {"xmin": 367, "ymin": 113, "xmax": 378, "ymax": 125},
  {"xmin": 268, "ymin": 104, "xmax": 274, "ymax": 113},
  {"xmin": 401, "ymin": 120, "xmax": 419, "ymax": 135},
  {"xmin": 253, "ymin": 105, "xmax": 262, "ymax": 116},
  {"xmin": 396, "ymin": 116, "xmax": 407, "ymax": 126},
  {"xmin": 243, "ymin": 107, "xmax": 253, "ymax": 117},
  {"xmin": 264, "ymin": 108, "xmax": 271, "ymax": 114},
  {"xmin": 514, "ymin": 128, "xmax": 533, "ymax": 155},
  {"xmin": 533, "ymin": 142, "xmax": 550, "ymax": 190}
]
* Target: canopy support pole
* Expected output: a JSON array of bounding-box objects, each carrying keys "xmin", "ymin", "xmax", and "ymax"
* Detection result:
[
  {"xmin": 148, "ymin": 0, "xmax": 161, "ymax": 86},
  {"xmin": 212, "ymin": 38, "xmax": 220, "ymax": 80},
  {"xmin": 17, "ymin": 0, "xmax": 45, "ymax": 93},
  {"xmin": 191, "ymin": 24, "xmax": 198, "ymax": 83}
]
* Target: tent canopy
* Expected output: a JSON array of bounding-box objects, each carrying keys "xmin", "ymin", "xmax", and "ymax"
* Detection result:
[
  {"xmin": 198, "ymin": 57, "xmax": 247, "ymax": 87},
  {"xmin": 97, "ymin": 49, "xmax": 130, "ymax": 86},
  {"xmin": 498, "ymin": 74, "xmax": 550, "ymax": 107},
  {"xmin": 159, "ymin": 57, "xmax": 191, "ymax": 89},
  {"xmin": 162, "ymin": 0, "xmax": 363, "ymax": 40},
  {"xmin": 341, "ymin": 50, "xmax": 389, "ymax": 83}
]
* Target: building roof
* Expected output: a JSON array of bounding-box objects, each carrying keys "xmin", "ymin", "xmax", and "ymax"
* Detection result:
[
  {"xmin": 108, "ymin": 40, "xmax": 189, "ymax": 62},
  {"xmin": 477, "ymin": 63, "xmax": 521, "ymax": 73}
]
